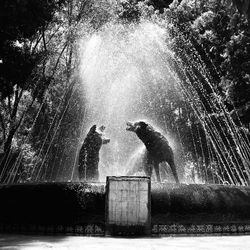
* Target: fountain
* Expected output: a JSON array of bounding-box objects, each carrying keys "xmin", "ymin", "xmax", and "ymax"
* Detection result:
[
  {"xmin": 1, "ymin": 0, "xmax": 250, "ymax": 236},
  {"xmin": 77, "ymin": 20, "xmax": 181, "ymax": 181}
]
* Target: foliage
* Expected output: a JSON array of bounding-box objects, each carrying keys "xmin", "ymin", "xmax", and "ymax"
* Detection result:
[
  {"xmin": 0, "ymin": 0, "xmax": 83, "ymax": 182},
  {"xmin": 166, "ymin": 0, "xmax": 250, "ymax": 127}
]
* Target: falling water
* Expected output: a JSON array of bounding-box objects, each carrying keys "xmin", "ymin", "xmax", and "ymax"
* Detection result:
[{"xmin": 78, "ymin": 21, "xmax": 182, "ymax": 181}]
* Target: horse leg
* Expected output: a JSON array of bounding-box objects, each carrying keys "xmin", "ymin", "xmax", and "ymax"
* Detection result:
[
  {"xmin": 168, "ymin": 160, "xmax": 179, "ymax": 184},
  {"xmin": 144, "ymin": 153, "xmax": 153, "ymax": 178},
  {"xmin": 154, "ymin": 162, "xmax": 161, "ymax": 182},
  {"xmin": 144, "ymin": 163, "xmax": 153, "ymax": 177}
]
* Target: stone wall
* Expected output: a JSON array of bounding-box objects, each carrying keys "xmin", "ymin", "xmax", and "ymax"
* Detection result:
[{"xmin": 1, "ymin": 182, "xmax": 250, "ymax": 235}]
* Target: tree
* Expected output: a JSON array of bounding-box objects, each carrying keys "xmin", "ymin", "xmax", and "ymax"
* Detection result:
[
  {"xmin": 0, "ymin": 0, "xmax": 65, "ymax": 182},
  {"xmin": 161, "ymin": 0, "xmax": 250, "ymax": 184}
]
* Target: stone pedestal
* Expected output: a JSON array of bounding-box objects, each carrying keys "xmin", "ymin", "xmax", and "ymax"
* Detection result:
[{"xmin": 105, "ymin": 176, "xmax": 151, "ymax": 236}]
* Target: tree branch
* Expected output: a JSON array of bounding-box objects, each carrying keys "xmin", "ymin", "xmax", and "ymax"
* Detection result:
[
  {"xmin": 0, "ymin": 111, "xmax": 6, "ymax": 141},
  {"xmin": 31, "ymin": 32, "xmax": 43, "ymax": 54},
  {"xmin": 42, "ymin": 26, "xmax": 47, "ymax": 52}
]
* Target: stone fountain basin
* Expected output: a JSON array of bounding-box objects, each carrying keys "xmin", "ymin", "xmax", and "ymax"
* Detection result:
[
  {"xmin": 151, "ymin": 183, "xmax": 250, "ymax": 224},
  {"xmin": 0, "ymin": 182, "xmax": 250, "ymax": 233},
  {"xmin": 0, "ymin": 182, "xmax": 106, "ymax": 226}
]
